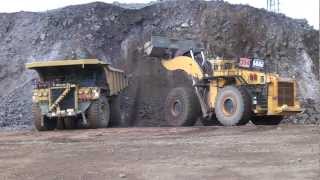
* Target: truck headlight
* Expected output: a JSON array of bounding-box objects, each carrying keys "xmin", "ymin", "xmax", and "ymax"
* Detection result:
[
  {"xmin": 32, "ymin": 96, "xmax": 37, "ymax": 102},
  {"xmin": 252, "ymin": 96, "xmax": 257, "ymax": 105},
  {"xmin": 92, "ymin": 89, "xmax": 100, "ymax": 99}
]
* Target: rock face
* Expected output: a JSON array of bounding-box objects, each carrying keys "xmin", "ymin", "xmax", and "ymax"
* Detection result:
[{"xmin": 0, "ymin": 0, "xmax": 319, "ymax": 129}]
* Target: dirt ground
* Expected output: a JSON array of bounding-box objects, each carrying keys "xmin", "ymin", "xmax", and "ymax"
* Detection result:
[{"xmin": 0, "ymin": 125, "xmax": 319, "ymax": 180}]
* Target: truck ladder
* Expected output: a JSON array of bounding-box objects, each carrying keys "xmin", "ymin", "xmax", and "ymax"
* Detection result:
[{"xmin": 49, "ymin": 84, "xmax": 71, "ymax": 112}]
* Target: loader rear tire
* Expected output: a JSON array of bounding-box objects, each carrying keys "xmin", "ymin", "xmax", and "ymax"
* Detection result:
[
  {"xmin": 214, "ymin": 86, "xmax": 251, "ymax": 126},
  {"xmin": 251, "ymin": 116, "xmax": 283, "ymax": 125},
  {"xmin": 86, "ymin": 96, "xmax": 110, "ymax": 129},
  {"xmin": 164, "ymin": 87, "xmax": 201, "ymax": 126},
  {"xmin": 32, "ymin": 104, "xmax": 56, "ymax": 131}
]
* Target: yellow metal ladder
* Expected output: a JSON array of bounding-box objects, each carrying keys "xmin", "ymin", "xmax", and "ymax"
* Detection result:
[{"xmin": 49, "ymin": 84, "xmax": 71, "ymax": 112}]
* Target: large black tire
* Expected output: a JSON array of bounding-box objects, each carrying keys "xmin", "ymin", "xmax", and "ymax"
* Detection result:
[
  {"xmin": 64, "ymin": 118, "xmax": 77, "ymax": 129},
  {"xmin": 164, "ymin": 87, "xmax": 201, "ymax": 126},
  {"xmin": 86, "ymin": 96, "xmax": 110, "ymax": 129},
  {"xmin": 200, "ymin": 114, "xmax": 221, "ymax": 126},
  {"xmin": 32, "ymin": 104, "xmax": 56, "ymax": 131},
  {"xmin": 109, "ymin": 96, "xmax": 122, "ymax": 127},
  {"xmin": 251, "ymin": 116, "xmax": 283, "ymax": 125},
  {"xmin": 214, "ymin": 86, "xmax": 251, "ymax": 126},
  {"xmin": 56, "ymin": 119, "xmax": 64, "ymax": 130}
]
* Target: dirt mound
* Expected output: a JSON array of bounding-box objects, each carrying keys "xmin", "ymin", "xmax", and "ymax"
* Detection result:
[{"xmin": 0, "ymin": 0, "xmax": 319, "ymax": 129}]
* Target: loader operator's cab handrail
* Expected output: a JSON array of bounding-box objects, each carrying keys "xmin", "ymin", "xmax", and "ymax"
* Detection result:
[{"xmin": 188, "ymin": 50, "xmax": 213, "ymax": 77}]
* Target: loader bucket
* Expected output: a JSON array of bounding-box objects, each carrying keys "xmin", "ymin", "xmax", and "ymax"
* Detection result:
[{"xmin": 144, "ymin": 36, "xmax": 203, "ymax": 58}]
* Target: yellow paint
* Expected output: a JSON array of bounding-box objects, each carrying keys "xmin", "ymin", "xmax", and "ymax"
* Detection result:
[{"xmin": 161, "ymin": 56, "xmax": 204, "ymax": 80}]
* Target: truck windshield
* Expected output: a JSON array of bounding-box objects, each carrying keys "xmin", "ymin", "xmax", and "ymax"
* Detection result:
[{"xmin": 35, "ymin": 65, "xmax": 106, "ymax": 87}]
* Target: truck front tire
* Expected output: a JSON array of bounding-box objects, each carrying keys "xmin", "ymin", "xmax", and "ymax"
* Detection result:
[
  {"xmin": 214, "ymin": 86, "xmax": 251, "ymax": 126},
  {"xmin": 164, "ymin": 87, "xmax": 201, "ymax": 126},
  {"xmin": 32, "ymin": 104, "xmax": 56, "ymax": 131}
]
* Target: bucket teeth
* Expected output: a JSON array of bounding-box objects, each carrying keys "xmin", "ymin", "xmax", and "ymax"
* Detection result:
[{"xmin": 144, "ymin": 36, "xmax": 203, "ymax": 58}]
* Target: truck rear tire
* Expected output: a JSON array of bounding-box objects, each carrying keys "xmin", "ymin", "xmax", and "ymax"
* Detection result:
[
  {"xmin": 32, "ymin": 104, "xmax": 56, "ymax": 131},
  {"xmin": 251, "ymin": 116, "xmax": 283, "ymax": 125},
  {"xmin": 86, "ymin": 96, "xmax": 110, "ymax": 129},
  {"xmin": 164, "ymin": 87, "xmax": 201, "ymax": 126},
  {"xmin": 109, "ymin": 96, "xmax": 122, "ymax": 127},
  {"xmin": 214, "ymin": 86, "xmax": 251, "ymax": 126}
]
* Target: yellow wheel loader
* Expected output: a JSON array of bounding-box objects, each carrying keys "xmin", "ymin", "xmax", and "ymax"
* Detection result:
[{"xmin": 145, "ymin": 36, "xmax": 303, "ymax": 126}]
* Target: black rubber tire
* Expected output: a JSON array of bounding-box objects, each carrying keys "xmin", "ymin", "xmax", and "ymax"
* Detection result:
[
  {"xmin": 64, "ymin": 118, "xmax": 76, "ymax": 129},
  {"xmin": 86, "ymin": 96, "xmax": 110, "ymax": 129},
  {"xmin": 164, "ymin": 87, "xmax": 201, "ymax": 126},
  {"xmin": 251, "ymin": 116, "xmax": 283, "ymax": 125},
  {"xmin": 32, "ymin": 104, "xmax": 56, "ymax": 131},
  {"xmin": 214, "ymin": 86, "xmax": 251, "ymax": 126},
  {"xmin": 109, "ymin": 96, "xmax": 122, "ymax": 127},
  {"xmin": 56, "ymin": 119, "xmax": 64, "ymax": 130},
  {"xmin": 200, "ymin": 115, "xmax": 221, "ymax": 126}
]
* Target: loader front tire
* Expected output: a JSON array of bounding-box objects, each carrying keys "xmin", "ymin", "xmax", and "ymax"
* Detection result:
[
  {"xmin": 164, "ymin": 87, "xmax": 201, "ymax": 126},
  {"xmin": 214, "ymin": 86, "xmax": 251, "ymax": 126}
]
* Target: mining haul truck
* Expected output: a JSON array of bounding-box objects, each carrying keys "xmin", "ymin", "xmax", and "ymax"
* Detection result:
[
  {"xmin": 145, "ymin": 36, "xmax": 302, "ymax": 126},
  {"xmin": 26, "ymin": 59, "xmax": 128, "ymax": 131}
]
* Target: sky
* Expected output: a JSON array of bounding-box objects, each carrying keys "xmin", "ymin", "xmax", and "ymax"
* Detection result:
[{"xmin": 0, "ymin": 0, "xmax": 318, "ymax": 29}]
